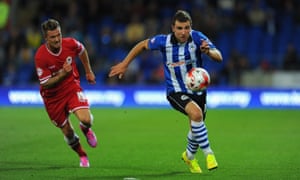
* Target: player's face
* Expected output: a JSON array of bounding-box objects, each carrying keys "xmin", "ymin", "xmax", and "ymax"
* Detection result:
[
  {"xmin": 172, "ymin": 20, "xmax": 191, "ymax": 43},
  {"xmin": 45, "ymin": 27, "xmax": 62, "ymax": 52}
]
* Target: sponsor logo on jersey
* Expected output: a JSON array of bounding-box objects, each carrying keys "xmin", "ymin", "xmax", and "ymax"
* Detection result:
[
  {"xmin": 181, "ymin": 95, "xmax": 189, "ymax": 101},
  {"xmin": 167, "ymin": 59, "xmax": 195, "ymax": 67}
]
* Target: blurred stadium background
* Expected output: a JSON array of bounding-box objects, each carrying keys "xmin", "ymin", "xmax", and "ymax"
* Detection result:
[
  {"xmin": 1, "ymin": 1, "xmax": 300, "ymax": 179},
  {"xmin": 0, "ymin": 0, "xmax": 300, "ymax": 108}
]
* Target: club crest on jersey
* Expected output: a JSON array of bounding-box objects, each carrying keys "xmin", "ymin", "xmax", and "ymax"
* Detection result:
[{"xmin": 66, "ymin": 56, "xmax": 72, "ymax": 64}]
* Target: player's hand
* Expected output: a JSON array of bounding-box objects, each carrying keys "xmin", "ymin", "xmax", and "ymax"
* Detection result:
[
  {"xmin": 63, "ymin": 61, "xmax": 72, "ymax": 73},
  {"xmin": 86, "ymin": 71, "xmax": 96, "ymax": 84},
  {"xmin": 108, "ymin": 62, "xmax": 127, "ymax": 79},
  {"xmin": 200, "ymin": 39, "xmax": 210, "ymax": 54}
]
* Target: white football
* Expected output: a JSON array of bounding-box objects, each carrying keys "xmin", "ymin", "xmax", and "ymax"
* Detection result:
[{"xmin": 185, "ymin": 67, "xmax": 210, "ymax": 91}]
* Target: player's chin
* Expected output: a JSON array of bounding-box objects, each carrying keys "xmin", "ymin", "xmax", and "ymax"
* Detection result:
[
  {"xmin": 178, "ymin": 38, "xmax": 187, "ymax": 43},
  {"xmin": 53, "ymin": 42, "xmax": 61, "ymax": 48}
]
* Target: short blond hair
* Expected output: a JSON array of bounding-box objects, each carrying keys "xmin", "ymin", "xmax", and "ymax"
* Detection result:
[{"xmin": 41, "ymin": 19, "xmax": 60, "ymax": 37}]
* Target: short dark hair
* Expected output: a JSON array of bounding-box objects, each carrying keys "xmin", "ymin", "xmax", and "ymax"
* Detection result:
[
  {"xmin": 41, "ymin": 19, "xmax": 60, "ymax": 36},
  {"xmin": 172, "ymin": 10, "xmax": 192, "ymax": 26}
]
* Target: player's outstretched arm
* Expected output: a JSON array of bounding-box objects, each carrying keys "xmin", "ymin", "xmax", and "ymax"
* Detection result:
[{"xmin": 109, "ymin": 39, "xmax": 149, "ymax": 79}]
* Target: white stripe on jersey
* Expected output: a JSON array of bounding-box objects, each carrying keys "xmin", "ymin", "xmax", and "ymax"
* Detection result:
[
  {"xmin": 178, "ymin": 43, "xmax": 188, "ymax": 92},
  {"xmin": 189, "ymin": 41, "xmax": 198, "ymax": 67},
  {"xmin": 77, "ymin": 41, "xmax": 85, "ymax": 55},
  {"xmin": 186, "ymin": 41, "xmax": 198, "ymax": 94},
  {"xmin": 165, "ymin": 35, "xmax": 181, "ymax": 92}
]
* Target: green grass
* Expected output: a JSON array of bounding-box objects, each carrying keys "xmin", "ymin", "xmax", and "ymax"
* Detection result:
[{"xmin": 0, "ymin": 107, "xmax": 300, "ymax": 180}]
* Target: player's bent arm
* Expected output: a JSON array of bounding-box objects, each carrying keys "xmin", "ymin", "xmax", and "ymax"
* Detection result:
[
  {"xmin": 79, "ymin": 49, "xmax": 96, "ymax": 84},
  {"xmin": 207, "ymin": 48, "xmax": 223, "ymax": 62},
  {"xmin": 79, "ymin": 49, "xmax": 94, "ymax": 74},
  {"xmin": 41, "ymin": 70, "xmax": 70, "ymax": 89}
]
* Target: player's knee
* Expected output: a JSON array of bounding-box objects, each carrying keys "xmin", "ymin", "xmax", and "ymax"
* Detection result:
[
  {"xmin": 64, "ymin": 134, "xmax": 79, "ymax": 147},
  {"xmin": 185, "ymin": 101, "xmax": 203, "ymax": 122},
  {"xmin": 61, "ymin": 122, "xmax": 75, "ymax": 137},
  {"xmin": 78, "ymin": 113, "xmax": 93, "ymax": 125},
  {"xmin": 189, "ymin": 110, "xmax": 203, "ymax": 122}
]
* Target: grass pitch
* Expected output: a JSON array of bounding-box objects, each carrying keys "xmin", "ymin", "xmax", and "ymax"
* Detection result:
[{"xmin": 0, "ymin": 107, "xmax": 300, "ymax": 180}]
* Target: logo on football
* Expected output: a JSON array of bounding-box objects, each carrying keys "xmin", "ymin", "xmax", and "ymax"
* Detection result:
[{"xmin": 185, "ymin": 67, "xmax": 210, "ymax": 91}]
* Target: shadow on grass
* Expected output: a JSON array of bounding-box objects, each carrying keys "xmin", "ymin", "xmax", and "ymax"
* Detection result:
[
  {"xmin": 0, "ymin": 161, "xmax": 208, "ymax": 180},
  {"xmin": 0, "ymin": 161, "xmax": 71, "ymax": 172}
]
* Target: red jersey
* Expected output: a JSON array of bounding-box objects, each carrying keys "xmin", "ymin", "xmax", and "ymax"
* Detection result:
[{"xmin": 35, "ymin": 38, "xmax": 84, "ymax": 98}]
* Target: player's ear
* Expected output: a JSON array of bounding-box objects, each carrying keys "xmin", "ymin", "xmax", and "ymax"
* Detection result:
[{"xmin": 171, "ymin": 25, "xmax": 175, "ymax": 33}]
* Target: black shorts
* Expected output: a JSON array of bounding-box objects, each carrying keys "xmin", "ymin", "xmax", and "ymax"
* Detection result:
[{"xmin": 167, "ymin": 92, "xmax": 207, "ymax": 120}]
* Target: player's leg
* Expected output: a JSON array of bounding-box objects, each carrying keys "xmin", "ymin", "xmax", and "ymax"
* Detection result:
[
  {"xmin": 61, "ymin": 120, "xmax": 90, "ymax": 167},
  {"xmin": 43, "ymin": 93, "xmax": 90, "ymax": 167},
  {"xmin": 167, "ymin": 93, "xmax": 202, "ymax": 173},
  {"xmin": 167, "ymin": 93, "xmax": 204, "ymax": 158},
  {"xmin": 69, "ymin": 89, "xmax": 97, "ymax": 147},
  {"xmin": 185, "ymin": 101, "xmax": 213, "ymax": 155},
  {"xmin": 185, "ymin": 99, "xmax": 218, "ymax": 170},
  {"xmin": 74, "ymin": 109, "xmax": 97, "ymax": 148}
]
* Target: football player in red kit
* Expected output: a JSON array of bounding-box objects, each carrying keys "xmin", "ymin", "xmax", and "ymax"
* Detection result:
[{"xmin": 34, "ymin": 19, "xmax": 97, "ymax": 167}]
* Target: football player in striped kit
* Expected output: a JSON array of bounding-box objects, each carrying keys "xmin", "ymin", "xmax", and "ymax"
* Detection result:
[{"xmin": 109, "ymin": 10, "xmax": 222, "ymax": 173}]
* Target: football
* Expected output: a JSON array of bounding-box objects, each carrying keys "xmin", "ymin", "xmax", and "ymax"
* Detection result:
[{"xmin": 185, "ymin": 67, "xmax": 210, "ymax": 91}]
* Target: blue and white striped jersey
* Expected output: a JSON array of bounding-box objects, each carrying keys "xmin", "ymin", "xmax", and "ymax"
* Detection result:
[{"xmin": 147, "ymin": 30, "xmax": 216, "ymax": 95}]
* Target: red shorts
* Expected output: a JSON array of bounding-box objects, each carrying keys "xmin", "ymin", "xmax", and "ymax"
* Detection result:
[{"xmin": 42, "ymin": 87, "xmax": 90, "ymax": 127}]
